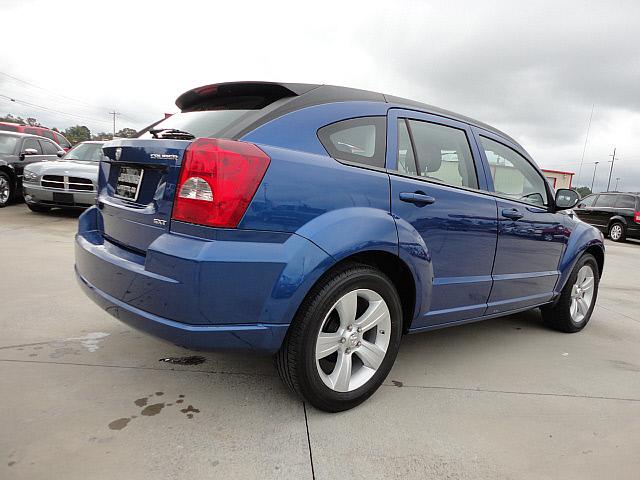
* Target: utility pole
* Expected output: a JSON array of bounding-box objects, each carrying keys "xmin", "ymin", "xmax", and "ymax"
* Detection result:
[
  {"xmin": 606, "ymin": 147, "xmax": 617, "ymax": 192},
  {"xmin": 109, "ymin": 110, "xmax": 120, "ymax": 137},
  {"xmin": 591, "ymin": 161, "xmax": 599, "ymax": 192}
]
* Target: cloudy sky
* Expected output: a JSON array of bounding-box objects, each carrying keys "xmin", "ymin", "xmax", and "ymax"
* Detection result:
[{"xmin": 2, "ymin": 0, "xmax": 640, "ymax": 191}]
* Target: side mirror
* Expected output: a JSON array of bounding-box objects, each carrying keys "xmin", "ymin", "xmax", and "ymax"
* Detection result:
[
  {"xmin": 57, "ymin": 150, "xmax": 65, "ymax": 158},
  {"xmin": 555, "ymin": 188, "xmax": 580, "ymax": 210},
  {"xmin": 20, "ymin": 148, "xmax": 38, "ymax": 160}
]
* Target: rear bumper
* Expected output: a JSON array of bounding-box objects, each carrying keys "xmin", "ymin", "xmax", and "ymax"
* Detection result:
[
  {"xmin": 76, "ymin": 269, "xmax": 288, "ymax": 353},
  {"xmin": 24, "ymin": 183, "xmax": 95, "ymax": 208},
  {"xmin": 74, "ymin": 206, "xmax": 332, "ymax": 353}
]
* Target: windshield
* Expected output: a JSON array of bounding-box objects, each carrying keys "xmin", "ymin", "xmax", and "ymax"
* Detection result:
[
  {"xmin": 63, "ymin": 142, "xmax": 104, "ymax": 162},
  {"xmin": 0, "ymin": 135, "xmax": 18, "ymax": 155},
  {"xmin": 139, "ymin": 110, "xmax": 253, "ymax": 139}
]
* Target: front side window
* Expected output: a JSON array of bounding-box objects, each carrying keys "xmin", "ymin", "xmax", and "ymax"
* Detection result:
[
  {"xmin": 318, "ymin": 117, "xmax": 386, "ymax": 168},
  {"xmin": 578, "ymin": 195, "xmax": 597, "ymax": 208},
  {"xmin": 55, "ymin": 133, "xmax": 71, "ymax": 148},
  {"xmin": 595, "ymin": 194, "xmax": 616, "ymax": 208},
  {"xmin": 39, "ymin": 140, "xmax": 59, "ymax": 155},
  {"xmin": 615, "ymin": 195, "xmax": 636, "ymax": 209},
  {"xmin": 22, "ymin": 138, "xmax": 42, "ymax": 154},
  {"xmin": 480, "ymin": 136, "xmax": 548, "ymax": 207},
  {"xmin": 398, "ymin": 119, "xmax": 478, "ymax": 189}
]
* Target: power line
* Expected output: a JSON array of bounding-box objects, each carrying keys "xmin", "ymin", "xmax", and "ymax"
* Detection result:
[
  {"xmin": 0, "ymin": 94, "xmax": 111, "ymax": 125},
  {"xmin": 576, "ymin": 104, "xmax": 595, "ymax": 185}
]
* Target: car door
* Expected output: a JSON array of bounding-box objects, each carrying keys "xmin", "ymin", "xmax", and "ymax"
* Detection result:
[
  {"xmin": 590, "ymin": 194, "xmax": 617, "ymax": 230},
  {"xmin": 387, "ymin": 110, "xmax": 498, "ymax": 327},
  {"xmin": 573, "ymin": 194, "xmax": 598, "ymax": 225},
  {"xmin": 474, "ymin": 129, "xmax": 567, "ymax": 314}
]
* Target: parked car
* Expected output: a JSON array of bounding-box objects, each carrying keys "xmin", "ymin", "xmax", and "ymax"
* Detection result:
[
  {"xmin": 0, "ymin": 122, "xmax": 72, "ymax": 151},
  {"xmin": 75, "ymin": 82, "xmax": 605, "ymax": 412},
  {"xmin": 0, "ymin": 131, "xmax": 65, "ymax": 207},
  {"xmin": 574, "ymin": 192, "xmax": 640, "ymax": 242},
  {"xmin": 22, "ymin": 141, "xmax": 105, "ymax": 212}
]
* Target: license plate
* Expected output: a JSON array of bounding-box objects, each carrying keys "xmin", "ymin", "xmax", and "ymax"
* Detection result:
[
  {"xmin": 115, "ymin": 166, "xmax": 144, "ymax": 201},
  {"xmin": 53, "ymin": 192, "xmax": 74, "ymax": 204}
]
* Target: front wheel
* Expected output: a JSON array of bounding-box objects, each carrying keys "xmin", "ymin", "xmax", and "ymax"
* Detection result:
[
  {"xmin": 0, "ymin": 172, "xmax": 12, "ymax": 207},
  {"xmin": 276, "ymin": 263, "xmax": 403, "ymax": 412},
  {"xmin": 541, "ymin": 254, "xmax": 599, "ymax": 332}
]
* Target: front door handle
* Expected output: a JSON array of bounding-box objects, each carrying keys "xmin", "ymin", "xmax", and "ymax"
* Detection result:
[
  {"xmin": 501, "ymin": 208, "xmax": 524, "ymax": 220},
  {"xmin": 399, "ymin": 192, "xmax": 436, "ymax": 206}
]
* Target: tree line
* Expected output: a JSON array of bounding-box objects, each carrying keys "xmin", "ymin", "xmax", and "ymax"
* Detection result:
[{"xmin": 0, "ymin": 113, "xmax": 138, "ymax": 144}]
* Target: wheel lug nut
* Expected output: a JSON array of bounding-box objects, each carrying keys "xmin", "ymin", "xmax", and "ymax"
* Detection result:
[
  {"xmin": 356, "ymin": 341, "xmax": 361, "ymax": 347},
  {"xmin": 339, "ymin": 337, "xmax": 346, "ymax": 343},
  {"xmin": 357, "ymin": 327, "xmax": 362, "ymax": 333},
  {"xmin": 345, "ymin": 348, "xmax": 351, "ymax": 354},
  {"xmin": 347, "ymin": 325, "xmax": 353, "ymax": 331}
]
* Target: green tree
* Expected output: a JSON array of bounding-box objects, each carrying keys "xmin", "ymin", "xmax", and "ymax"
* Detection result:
[
  {"xmin": 63, "ymin": 125, "xmax": 91, "ymax": 144},
  {"xmin": 91, "ymin": 132, "xmax": 113, "ymax": 141},
  {"xmin": 574, "ymin": 186, "xmax": 592, "ymax": 198},
  {"xmin": 115, "ymin": 127, "xmax": 138, "ymax": 138},
  {"xmin": 0, "ymin": 113, "xmax": 27, "ymax": 124}
]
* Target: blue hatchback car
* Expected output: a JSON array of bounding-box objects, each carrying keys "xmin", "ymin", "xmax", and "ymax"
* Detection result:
[{"xmin": 75, "ymin": 82, "xmax": 605, "ymax": 411}]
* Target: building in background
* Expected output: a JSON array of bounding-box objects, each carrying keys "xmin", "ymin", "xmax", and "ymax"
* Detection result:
[{"xmin": 541, "ymin": 169, "xmax": 574, "ymax": 190}]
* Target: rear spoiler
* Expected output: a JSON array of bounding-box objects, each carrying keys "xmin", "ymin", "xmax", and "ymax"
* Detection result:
[{"xmin": 175, "ymin": 81, "xmax": 319, "ymax": 112}]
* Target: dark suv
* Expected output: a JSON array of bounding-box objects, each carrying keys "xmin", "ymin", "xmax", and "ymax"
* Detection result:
[{"xmin": 574, "ymin": 192, "xmax": 640, "ymax": 242}]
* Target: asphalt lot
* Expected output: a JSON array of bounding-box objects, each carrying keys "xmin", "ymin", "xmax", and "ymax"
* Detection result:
[{"xmin": 1, "ymin": 202, "xmax": 639, "ymax": 480}]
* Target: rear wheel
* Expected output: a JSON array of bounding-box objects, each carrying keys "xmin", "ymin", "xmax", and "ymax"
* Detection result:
[
  {"xmin": 0, "ymin": 172, "xmax": 12, "ymax": 207},
  {"xmin": 27, "ymin": 204, "xmax": 51, "ymax": 213},
  {"xmin": 276, "ymin": 263, "xmax": 403, "ymax": 412},
  {"xmin": 541, "ymin": 254, "xmax": 599, "ymax": 332},
  {"xmin": 608, "ymin": 222, "xmax": 625, "ymax": 242}
]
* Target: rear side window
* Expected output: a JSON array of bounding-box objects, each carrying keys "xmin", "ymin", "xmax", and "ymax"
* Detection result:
[
  {"xmin": 578, "ymin": 195, "xmax": 597, "ymax": 207},
  {"xmin": 401, "ymin": 119, "xmax": 478, "ymax": 189},
  {"xmin": 595, "ymin": 195, "xmax": 616, "ymax": 208},
  {"xmin": 55, "ymin": 133, "xmax": 71, "ymax": 148},
  {"xmin": 0, "ymin": 124, "xmax": 19, "ymax": 132},
  {"xmin": 318, "ymin": 117, "xmax": 386, "ymax": 168},
  {"xmin": 615, "ymin": 195, "xmax": 636, "ymax": 209},
  {"xmin": 25, "ymin": 127, "xmax": 40, "ymax": 136},
  {"xmin": 39, "ymin": 140, "xmax": 59, "ymax": 155},
  {"xmin": 41, "ymin": 130, "xmax": 56, "ymax": 141},
  {"xmin": 23, "ymin": 138, "xmax": 42, "ymax": 154}
]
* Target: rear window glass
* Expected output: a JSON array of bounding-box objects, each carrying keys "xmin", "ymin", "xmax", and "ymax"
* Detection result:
[
  {"xmin": 0, "ymin": 124, "xmax": 19, "ymax": 132},
  {"xmin": 595, "ymin": 195, "xmax": 616, "ymax": 208},
  {"xmin": 615, "ymin": 195, "xmax": 636, "ymax": 209},
  {"xmin": 578, "ymin": 195, "xmax": 597, "ymax": 207},
  {"xmin": 138, "ymin": 110, "xmax": 254, "ymax": 139},
  {"xmin": 55, "ymin": 134, "xmax": 71, "ymax": 148},
  {"xmin": 25, "ymin": 127, "xmax": 40, "ymax": 135},
  {"xmin": 317, "ymin": 117, "xmax": 386, "ymax": 168},
  {"xmin": 63, "ymin": 142, "xmax": 104, "ymax": 161}
]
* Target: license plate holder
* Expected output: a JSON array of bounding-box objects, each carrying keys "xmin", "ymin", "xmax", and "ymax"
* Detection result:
[
  {"xmin": 53, "ymin": 192, "xmax": 74, "ymax": 204},
  {"xmin": 115, "ymin": 166, "xmax": 144, "ymax": 201}
]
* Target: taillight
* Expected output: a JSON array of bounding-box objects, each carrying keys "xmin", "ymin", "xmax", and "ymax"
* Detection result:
[
  {"xmin": 171, "ymin": 138, "xmax": 270, "ymax": 228},
  {"xmin": 635, "ymin": 211, "xmax": 640, "ymax": 223}
]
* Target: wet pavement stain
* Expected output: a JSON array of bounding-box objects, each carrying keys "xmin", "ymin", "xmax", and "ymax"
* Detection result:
[
  {"xmin": 159, "ymin": 355, "xmax": 206, "ymax": 365},
  {"xmin": 8, "ymin": 461, "xmax": 16, "ymax": 467},
  {"xmin": 392, "ymin": 380, "xmax": 404, "ymax": 387},
  {"xmin": 108, "ymin": 393, "xmax": 199, "ymax": 430},
  {"xmin": 181, "ymin": 405, "xmax": 200, "ymax": 419},
  {"xmin": 108, "ymin": 418, "xmax": 131, "ymax": 430},
  {"xmin": 141, "ymin": 403, "xmax": 165, "ymax": 416}
]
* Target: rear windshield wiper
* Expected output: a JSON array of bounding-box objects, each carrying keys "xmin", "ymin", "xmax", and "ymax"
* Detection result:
[{"xmin": 149, "ymin": 128, "xmax": 196, "ymax": 140}]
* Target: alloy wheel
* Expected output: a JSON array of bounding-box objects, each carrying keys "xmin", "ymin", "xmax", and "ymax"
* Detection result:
[
  {"xmin": 315, "ymin": 289, "xmax": 391, "ymax": 392},
  {"xmin": 570, "ymin": 265, "xmax": 595, "ymax": 323},
  {"xmin": 0, "ymin": 176, "xmax": 9, "ymax": 205},
  {"xmin": 610, "ymin": 224, "xmax": 623, "ymax": 241}
]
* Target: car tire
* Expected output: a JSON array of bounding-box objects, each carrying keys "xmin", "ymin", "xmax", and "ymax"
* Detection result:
[
  {"xmin": 608, "ymin": 222, "xmax": 626, "ymax": 242},
  {"xmin": 541, "ymin": 253, "xmax": 599, "ymax": 333},
  {"xmin": 276, "ymin": 262, "xmax": 403, "ymax": 412},
  {"xmin": 0, "ymin": 172, "xmax": 13, "ymax": 208},
  {"xmin": 27, "ymin": 204, "xmax": 51, "ymax": 213}
]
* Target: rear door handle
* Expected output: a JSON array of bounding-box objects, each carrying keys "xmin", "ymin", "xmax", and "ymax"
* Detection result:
[
  {"xmin": 399, "ymin": 192, "xmax": 436, "ymax": 206},
  {"xmin": 501, "ymin": 208, "xmax": 524, "ymax": 220}
]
